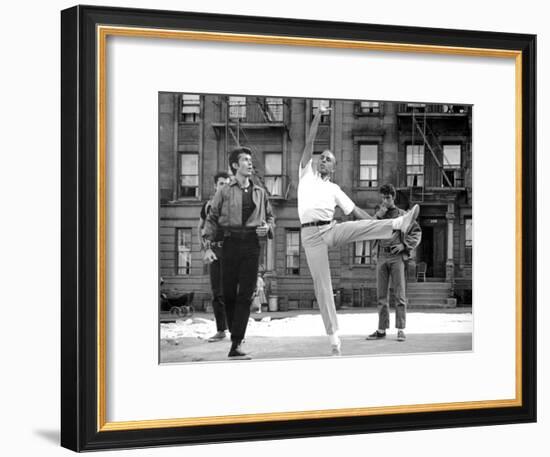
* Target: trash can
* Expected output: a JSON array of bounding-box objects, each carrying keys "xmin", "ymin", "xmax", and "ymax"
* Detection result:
[{"xmin": 268, "ymin": 295, "xmax": 278, "ymax": 312}]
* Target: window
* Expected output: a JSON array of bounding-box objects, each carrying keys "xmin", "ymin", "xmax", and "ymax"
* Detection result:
[
  {"xmin": 359, "ymin": 144, "xmax": 378, "ymax": 187},
  {"xmin": 176, "ymin": 228, "xmax": 192, "ymax": 275},
  {"xmin": 179, "ymin": 152, "xmax": 199, "ymax": 198},
  {"xmin": 265, "ymin": 97, "xmax": 283, "ymax": 122},
  {"xmin": 406, "ymin": 144, "xmax": 425, "ymax": 187},
  {"xmin": 285, "ymin": 229, "xmax": 301, "ymax": 275},
  {"xmin": 229, "ymin": 96, "xmax": 246, "ymax": 120},
  {"xmin": 465, "ymin": 218, "xmax": 472, "ymax": 264},
  {"xmin": 442, "ymin": 144, "xmax": 462, "ymax": 187},
  {"xmin": 354, "ymin": 241, "xmax": 373, "ymax": 265},
  {"xmin": 264, "ymin": 152, "xmax": 283, "ymax": 197},
  {"xmin": 359, "ymin": 101, "xmax": 380, "ymax": 113},
  {"xmin": 180, "ymin": 94, "xmax": 200, "ymax": 122},
  {"xmin": 442, "ymin": 104, "xmax": 467, "ymax": 114},
  {"xmin": 312, "ymin": 99, "xmax": 331, "ymax": 123},
  {"xmin": 406, "ymin": 103, "xmax": 426, "ymax": 113}
]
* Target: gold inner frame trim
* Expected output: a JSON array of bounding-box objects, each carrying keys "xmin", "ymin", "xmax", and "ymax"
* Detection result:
[{"xmin": 96, "ymin": 25, "xmax": 523, "ymax": 432}]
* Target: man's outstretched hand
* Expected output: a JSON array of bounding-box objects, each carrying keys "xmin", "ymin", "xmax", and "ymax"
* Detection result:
[
  {"xmin": 203, "ymin": 248, "xmax": 217, "ymax": 264},
  {"xmin": 256, "ymin": 220, "xmax": 269, "ymax": 237}
]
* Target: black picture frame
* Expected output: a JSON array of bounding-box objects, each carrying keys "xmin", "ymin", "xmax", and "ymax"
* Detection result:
[{"xmin": 61, "ymin": 5, "xmax": 536, "ymax": 452}]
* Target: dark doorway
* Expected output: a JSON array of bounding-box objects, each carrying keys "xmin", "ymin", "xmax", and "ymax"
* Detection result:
[
  {"xmin": 417, "ymin": 220, "xmax": 447, "ymax": 279},
  {"xmin": 418, "ymin": 226, "xmax": 433, "ymax": 277}
]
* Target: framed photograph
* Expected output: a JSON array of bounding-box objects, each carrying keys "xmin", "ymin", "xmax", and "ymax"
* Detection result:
[
  {"xmin": 61, "ymin": 5, "xmax": 536, "ymax": 452},
  {"xmin": 158, "ymin": 92, "xmax": 474, "ymax": 364}
]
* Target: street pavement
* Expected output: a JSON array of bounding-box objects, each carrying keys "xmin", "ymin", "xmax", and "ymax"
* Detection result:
[{"xmin": 160, "ymin": 308, "xmax": 472, "ymax": 363}]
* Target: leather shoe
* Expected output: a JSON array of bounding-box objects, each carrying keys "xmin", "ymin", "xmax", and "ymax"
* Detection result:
[
  {"xmin": 228, "ymin": 343, "xmax": 251, "ymax": 359},
  {"xmin": 366, "ymin": 330, "xmax": 386, "ymax": 340},
  {"xmin": 207, "ymin": 331, "xmax": 227, "ymax": 342}
]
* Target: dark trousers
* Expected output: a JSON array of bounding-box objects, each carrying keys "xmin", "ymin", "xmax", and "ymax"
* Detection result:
[
  {"xmin": 209, "ymin": 252, "xmax": 227, "ymax": 332},
  {"xmin": 376, "ymin": 254, "xmax": 407, "ymax": 329},
  {"xmin": 222, "ymin": 236, "xmax": 260, "ymax": 343}
]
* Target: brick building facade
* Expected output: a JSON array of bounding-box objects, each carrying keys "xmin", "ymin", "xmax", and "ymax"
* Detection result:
[{"xmin": 159, "ymin": 93, "xmax": 473, "ymax": 310}]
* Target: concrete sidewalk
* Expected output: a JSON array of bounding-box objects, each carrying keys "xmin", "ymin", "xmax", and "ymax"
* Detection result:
[
  {"xmin": 160, "ymin": 309, "xmax": 473, "ymax": 363},
  {"xmin": 160, "ymin": 333, "xmax": 472, "ymax": 363}
]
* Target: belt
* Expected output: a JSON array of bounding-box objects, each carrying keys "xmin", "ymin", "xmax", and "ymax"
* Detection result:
[
  {"xmin": 210, "ymin": 241, "xmax": 224, "ymax": 248},
  {"xmin": 379, "ymin": 246, "xmax": 394, "ymax": 254},
  {"xmin": 223, "ymin": 228, "xmax": 258, "ymax": 239},
  {"xmin": 301, "ymin": 220, "xmax": 332, "ymax": 228}
]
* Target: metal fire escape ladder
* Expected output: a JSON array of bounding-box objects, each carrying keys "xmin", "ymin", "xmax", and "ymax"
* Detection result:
[
  {"xmin": 224, "ymin": 97, "xmax": 291, "ymax": 198},
  {"xmin": 409, "ymin": 109, "xmax": 425, "ymax": 203},
  {"xmin": 256, "ymin": 98, "xmax": 274, "ymax": 123},
  {"xmin": 222, "ymin": 98, "xmax": 267, "ymax": 191},
  {"xmin": 418, "ymin": 119, "xmax": 457, "ymax": 182},
  {"xmin": 413, "ymin": 113, "xmax": 454, "ymax": 188}
]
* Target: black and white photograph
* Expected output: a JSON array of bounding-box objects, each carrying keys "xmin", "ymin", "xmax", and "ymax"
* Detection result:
[{"xmin": 159, "ymin": 94, "xmax": 473, "ymax": 363}]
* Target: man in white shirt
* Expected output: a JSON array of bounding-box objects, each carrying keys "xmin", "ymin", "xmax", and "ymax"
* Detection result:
[{"xmin": 299, "ymin": 106, "xmax": 419, "ymax": 356}]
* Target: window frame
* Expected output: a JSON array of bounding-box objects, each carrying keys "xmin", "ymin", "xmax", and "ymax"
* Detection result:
[
  {"xmin": 406, "ymin": 143, "xmax": 425, "ymax": 187},
  {"xmin": 356, "ymin": 100, "xmax": 381, "ymax": 115},
  {"xmin": 285, "ymin": 229, "xmax": 301, "ymax": 276},
  {"xmin": 177, "ymin": 151, "xmax": 199, "ymax": 199},
  {"xmin": 352, "ymin": 240, "xmax": 374, "ymax": 266},
  {"xmin": 179, "ymin": 94, "xmax": 201, "ymax": 123},
  {"xmin": 352, "ymin": 136, "xmax": 382, "ymax": 190},
  {"xmin": 358, "ymin": 143, "xmax": 379, "ymax": 188},
  {"xmin": 442, "ymin": 143, "xmax": 463, "ymax": 188},
  {"xmin": 228, "ymin": 96, "xmax": 247, "ymax": 121},
  {"xmin": 175, "ymin": 228, "xmax": 193, "ymax": 276},
  {"xmin": 264, "ymin": 151, "xmax": 284, "ymax": 198},
  {"xmin": 265, "ymin": 97, "xmax": 284, "ymax": 122}
]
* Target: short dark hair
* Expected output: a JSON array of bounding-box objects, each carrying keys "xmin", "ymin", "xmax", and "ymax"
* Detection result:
[
  {"xmin": 379, "ymin": 183, "xmax": 396, "ymax": 197},
  {"xmin": 213, "ymin": 171, "xmax": 230, "ymax": 184},
  {"xmin": 228, "ymin": 147, "xmax": 252, "ymax": 175}
]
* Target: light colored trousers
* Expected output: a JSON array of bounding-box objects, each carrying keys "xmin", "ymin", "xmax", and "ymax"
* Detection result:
[{"xmin": 302, "ymin": 219, "xmax": 394, "ymax": 335}]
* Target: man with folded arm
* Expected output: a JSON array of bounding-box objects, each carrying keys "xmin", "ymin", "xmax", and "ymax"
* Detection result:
[{"xmin": 366, "ymin": 183, "xmax": 422, "ymax": 342}]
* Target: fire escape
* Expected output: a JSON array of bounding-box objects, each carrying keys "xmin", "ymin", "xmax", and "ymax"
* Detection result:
[
  {"xmin": 407, "ymin": 107, "xmax": 455, "ymax": 203},
  {"xmin": 212, "ymin": 96, "xmax": 291, "ymax": 199},
  {"xmin": 398, "ymin": 103, "xmax": 470, "ymax": 290}
]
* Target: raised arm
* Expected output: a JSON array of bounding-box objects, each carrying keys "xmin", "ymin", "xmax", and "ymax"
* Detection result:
[{"xmin": 300, "ymin": 107, "xmax": 324, "ymax": 169}]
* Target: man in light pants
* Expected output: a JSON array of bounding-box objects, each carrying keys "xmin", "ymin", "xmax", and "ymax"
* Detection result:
[{"xmin": 299, "ymin": 106, "xmax": 419, "ymax": 356}]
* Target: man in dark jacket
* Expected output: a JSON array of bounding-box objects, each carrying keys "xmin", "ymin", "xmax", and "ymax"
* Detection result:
[
  {"xmin": 203, "ymin": 147, "xmax": 275, "ymax": 359},
  {"xmin": 199, "ymin": 171, "xmax": 230, "ymax": 342},
  {"xmin": 366, "ymin": 183, "xmax": 422, "ymax": 342}
]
